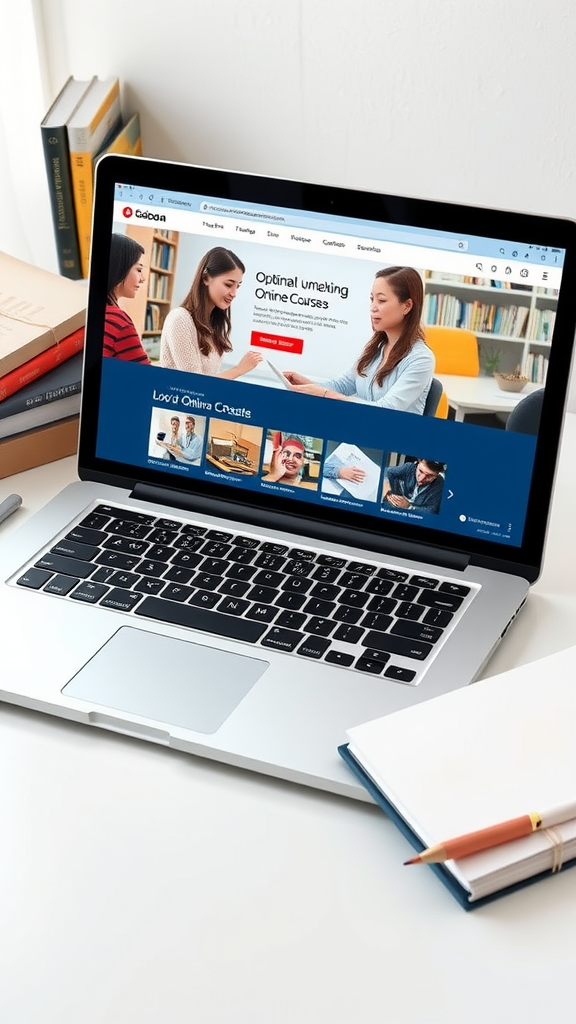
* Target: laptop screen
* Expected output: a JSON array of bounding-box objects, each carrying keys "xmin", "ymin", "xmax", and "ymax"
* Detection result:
[{"xmin": 83, "ymin": 156, "xmax": 576, "ymax": 572}]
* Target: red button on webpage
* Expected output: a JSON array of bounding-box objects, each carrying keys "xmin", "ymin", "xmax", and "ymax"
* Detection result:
[{"xmin": 250, "ymin": 331, "xmax": 304, "ymax": 355}]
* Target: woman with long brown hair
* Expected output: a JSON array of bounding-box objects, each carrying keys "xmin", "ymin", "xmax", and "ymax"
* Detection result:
[
  {"xmin": 283, "ymin": 266, "xmax": 434, "ymax": 414},
  {"xmin": 159, "ymin": 246, "xmax": 262, "ymax": 378},
  {"xmin": 104, "ymin": 233, "xmax": 151, "ymax": 364}
]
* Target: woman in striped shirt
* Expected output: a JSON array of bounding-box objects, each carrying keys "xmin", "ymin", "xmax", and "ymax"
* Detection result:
[{"xmin": 104, "ymin": 233, "xmax": 151, "ymax": 363}]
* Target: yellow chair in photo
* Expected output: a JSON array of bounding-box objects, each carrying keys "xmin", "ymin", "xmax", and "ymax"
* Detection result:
[
  {"xmin": 423, "ymin": 377, "xmax": 448, "ymax": 418},
  {"xmin": 424, "ymin": 325, "xmax": 480, "ymax": 376}
]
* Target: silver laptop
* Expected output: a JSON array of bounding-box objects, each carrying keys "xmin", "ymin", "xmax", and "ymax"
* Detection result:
[{"xmin": 1, "ymin": 155, "xmax": 574, "ymax": 798}]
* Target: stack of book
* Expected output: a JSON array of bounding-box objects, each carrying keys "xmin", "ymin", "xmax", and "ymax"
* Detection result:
[
  {"xmin": 41, "ymin": 76, "xmax": 142, "ymax": 280},
  {"xmin": 0, "ymin": 251, "xmax": 87, "ymax": 479}
]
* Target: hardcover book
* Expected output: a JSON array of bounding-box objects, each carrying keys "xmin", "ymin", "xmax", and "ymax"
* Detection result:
[
  {"xmin": 0, "ymin": 251, "xmax": 86, "ymax": 377},
  {"xmin": 67, "ymin": 77, "xmax": 122, "ymax": 277},
  {"xmin": 0, "ymin": 327, "xmax": 84, "ymax": 403},
  {"xmin": 40, "ymin": 76, "xmax": 95, "ymax": 280},
  {"xmin": 0, "ymin": 350, "xmax": 83, "ymax": 429},
  {"xmin": 0, "ymin": 415, "xmax": 79, "ymax": 480}
]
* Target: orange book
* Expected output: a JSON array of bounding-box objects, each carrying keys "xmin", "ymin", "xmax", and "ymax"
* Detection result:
[
  {"xmin": 0, "ymin": 415, "xmax": 79, "ymax": 480},
  {"xmin": 68, "ymin": 77, "xmax": 122, "ymax": 277},
  {"xmin": 0, "ymin": 326, "xmax": 85, "ymax": 402}
]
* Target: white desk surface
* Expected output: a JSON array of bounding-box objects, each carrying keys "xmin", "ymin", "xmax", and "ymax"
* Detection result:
[
  {"xmin": 1, "ymin": 418, "xmax": 576, "ymax": 1024},
  {"xmin": 438, "ymin": 373, "xmax": 542, "ymax": 421}
]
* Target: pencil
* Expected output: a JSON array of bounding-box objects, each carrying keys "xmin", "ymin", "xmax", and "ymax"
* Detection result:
[{"xmin": 404, "ymin": 799, "xmax": 576, "ymax": 865}]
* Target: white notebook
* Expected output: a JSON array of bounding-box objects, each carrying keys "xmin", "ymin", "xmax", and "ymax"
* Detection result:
[{"xmin": 344, "ymin": 645, "xmax": 576, "ymax": 904}]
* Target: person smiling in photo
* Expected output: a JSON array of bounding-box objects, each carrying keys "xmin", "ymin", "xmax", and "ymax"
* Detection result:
[
  {"xmin": 283, "ymin": 266, "xmax": 434, "ymax": 414},
  {"xmin": 159, "ymin": 246, "xmax": 262, "ymax": 379}
]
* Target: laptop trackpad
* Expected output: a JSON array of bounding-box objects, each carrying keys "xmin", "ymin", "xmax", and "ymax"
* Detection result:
[{"xmin": 62, "ymin": 626, "xmax": 269, "ymax": 735}]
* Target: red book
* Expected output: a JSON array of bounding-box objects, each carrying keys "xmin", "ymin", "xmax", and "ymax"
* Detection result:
[{"xmin": 0, "ymin": 326, "xmax": 85, "ymax": 402}]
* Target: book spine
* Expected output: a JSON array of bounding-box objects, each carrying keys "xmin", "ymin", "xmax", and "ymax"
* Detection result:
[
  {"xmin": 0, "ymin": 327, "xmax": 84, "ymax": 404},
  {"xmin": 40, "ymin": 124, "xmax": 82, "ymax": 280},
  {"xmin": 68, "ymin": 81, "xmax": 121, "ymax": 277},
  {"xmin": 69, "ymin": 151, "xmax": 95, "ymax": 277},
  {"xmin": 0, "ymin": 377, "xmax": 81, "ymax": 422},
  {"xmin": 0, "ymin": 416, "xmax": 79, "ymax": 481}
]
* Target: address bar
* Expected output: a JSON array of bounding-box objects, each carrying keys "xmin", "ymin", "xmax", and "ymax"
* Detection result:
[
  {"xmin": 201, "ymin": 202, "xmax": 286, "ymax": 223},
  {"xmin": 199, "ymin": 201, "xmax": 467, "ymax": 251}
]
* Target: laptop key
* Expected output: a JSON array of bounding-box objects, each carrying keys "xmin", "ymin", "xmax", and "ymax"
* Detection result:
[
  {"xmin": 247, "ymin": 584, "xmax": 279, "ymax": 604},
  {"xmin": 391, "ymin": 620, "xmax": 443, "ymax": 644},
  {"xmin": 159, "ymin": 583, "xmax": 194, "ymax": 601},
  {"xmin": 78, "ymin": 512, "xmax": 112, "ymax": 531},
  {"xmin": 384, "ymin": 665, "xmax": 417, "ymax": 683},
  {"xmin": 95, "ymin": 550, "xmax": 140, "ymax": 570},
  {"xmin": 333, "ymin": 605, "xmax": 363, "ymax": 624},
  {"xmin": 297, "ymin": 636, "xmax": 332, "ymax": 659},
  {"xmin": 410, "ymin": 575, "xmax": 440, "ymax": 589},
  {"xmin": 245, "ymin": 603, "xmax": 278, "ymax": 623},
  {"xmin": 325, "ymin": 650, "xmax": 354, "ymax": 667},
  {"xmin": 362, "ymin": 631, "xmax": 433, "ymax": 660},
  {"xmin": 218, "ymin": 597, "xmax": 251, "ymax": 616},
  {"xmin": 65, "ymin": 526, "xmax": 108, "ymax": 546},
  {"xmin": 285, "ymin": 558, "xmax": 314, "ymax": 577},
  {"xmin": 134, "ymin": 578, "xmax": 167, "ymax": 596},
  {"xmin": 44, "ymin": 574, "xmax": 79, "ymax": 596},
  {"xmin": 17, "ymin": 567, "xmax": 54, "ymax": 589},
  {"xmin": 347, "ymin": 561, "xmax": 377, "ymax": 576},
  {"xmin": 108, "ymin": 520, "xmax": 152, "ymax": 540},
  {"xmin": 188, "ymin": 590, "xmax": 222, "ymax": 610},
  {"xmin": 102, "ymin": 537, "xmax": 149, "ymax": 556},
  {"xmin": 70, "ymin": 581, "xmax": 110, "ymax": 603},
  {"xmin": 274, "ymin": 591, "xmax": 307, "ymax": 611},
  {"xmin": 155, "ymin": 518, "xmax": 182, "ymax": 531},
  {"xmin": 134, "ymin": 596, "xmax": 267, "ymax": 643},
  {"xmin": 100, "ymin": 589, "xmax": 143, "ymax": 611},
  {"xmin": 423, "ymin": 607, "xmax": 453, "ymax": 627},
  {"xmin": 36, "ymin": 553, "xmax": 94, "ymax": 578},
  {"xmin": 417, "ymin": 591, "xmax": 464, "ymax": 612},
  {"xmin": 439, "ymin": 582, "xmax": 471, "ymax": 598},
  {"xmin": 302, "ymin": 598, "xmax": 336, "ymax": 616},
  {"xmin": 303, "ymin": 617, "xmax": 335, "ymax": 637},
  {"xmin": 355, "ymin": 656, "xmax": 385, "ymax": 675},
  {"xmin": 333, "ymin": 624, "xmax": 365, "ymax": 645},
  {"xmin": 260, "ymin": 542, "xmax": 289, "ymax": 555},
  {"xmin": 107, "ymin": 570, "xmax": 140, "ymax": 589},
  {"xmin": 275, "ymin": 610, "xmax": 307, "ymax": 630},
  {"xmin": 261, "ymin": 626, "xmax": 304, "ymax": 652},
  {"xmin": 94, "ymin": 506, "xmax": 154, "ymax": 525}
]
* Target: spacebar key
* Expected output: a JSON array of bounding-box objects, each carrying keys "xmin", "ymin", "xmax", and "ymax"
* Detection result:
[{"xmin": 134, "ymin": 596, "xmax": 267, "ymax": 643}]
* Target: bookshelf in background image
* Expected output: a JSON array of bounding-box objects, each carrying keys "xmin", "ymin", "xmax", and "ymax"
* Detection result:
[
  {"xmin": 424, "ymin": 271, "xmax": 557, "ymax": 377},
  {"xmin": 123, "ymin": 227, "xmax": 180, "ymax": 362}
]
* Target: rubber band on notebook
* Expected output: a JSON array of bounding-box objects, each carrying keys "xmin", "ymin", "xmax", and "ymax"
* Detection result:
[{"xmin": 543, "ymin": 826, "xmax": 564, "ymax": 873}]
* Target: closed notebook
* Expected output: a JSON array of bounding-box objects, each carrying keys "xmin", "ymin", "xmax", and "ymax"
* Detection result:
[{"xmin": 340, "ymin": 645, "xmax": 576, "ymax": 908}]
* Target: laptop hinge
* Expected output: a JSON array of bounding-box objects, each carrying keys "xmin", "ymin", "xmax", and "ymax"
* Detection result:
[{"xmin": 131, "ymin": 483, "xmax": 470, "ymax": 573}]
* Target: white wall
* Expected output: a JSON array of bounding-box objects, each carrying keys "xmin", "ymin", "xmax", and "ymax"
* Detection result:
[{"xmin": 17, "ymin": 0, "xmax": 576, "ymax": 406}]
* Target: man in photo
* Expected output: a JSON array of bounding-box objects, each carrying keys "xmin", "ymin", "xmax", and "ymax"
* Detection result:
[
  {"xmin": 262, "ymin": 432, "xmax": 308, "ymax": 487},
  {"xmin": 165, "ymin": 414, "xmax": 204, "ymax": 464},
  {"xmin": 382, "ymin": 457, "xmax": 446, "ymax": 515}
]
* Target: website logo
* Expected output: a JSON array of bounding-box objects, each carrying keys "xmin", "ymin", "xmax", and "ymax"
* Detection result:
[{"xmin": 122, "ymin": 206, "xmax": 133, "ymax": 218}]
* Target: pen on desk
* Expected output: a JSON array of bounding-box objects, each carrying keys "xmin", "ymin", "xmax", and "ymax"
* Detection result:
[
  {"xmin": 0, "ymin": 492, "xmax": 23, "ymax": 526},
  {"xmin": 404, "ymin": 799, "xmax": 576, "ymax": 864}
]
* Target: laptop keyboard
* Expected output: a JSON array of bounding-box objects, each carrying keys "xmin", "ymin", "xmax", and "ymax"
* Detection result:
[{"xmin": 12, "ymin": 501, "xmax": 479, "ymax": 685}]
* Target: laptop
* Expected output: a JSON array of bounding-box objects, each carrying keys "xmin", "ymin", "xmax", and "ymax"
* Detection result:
[{"xmin": 2, "ymin": 154, "xmax": 575, "ymax": 799}]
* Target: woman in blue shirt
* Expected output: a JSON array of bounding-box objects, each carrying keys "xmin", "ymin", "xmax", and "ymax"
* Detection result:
[{"xmin": 283, "ymin": 266, "xmax": 434, "ymax": 415}]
